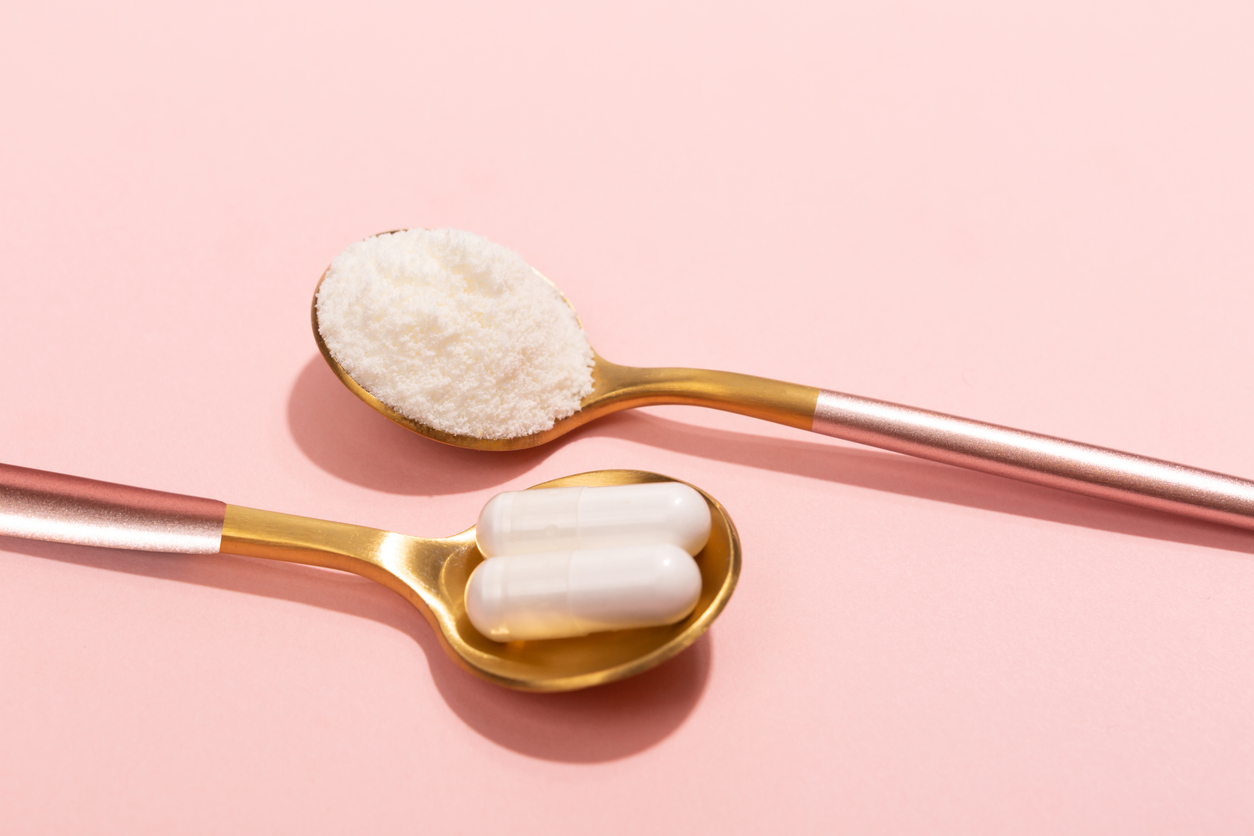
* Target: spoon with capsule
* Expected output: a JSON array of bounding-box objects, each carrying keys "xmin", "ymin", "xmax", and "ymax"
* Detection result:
[
  {"xmin": 0, "ymin": 463, "xmax": 740, "ymax": 692},
  {"xmin": 314, "ymin": 231, "xmax": 1254, "ymax": 533}
]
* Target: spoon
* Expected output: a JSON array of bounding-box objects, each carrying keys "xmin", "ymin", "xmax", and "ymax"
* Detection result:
[
  {"xmin": 0, "ymin": 463, "xmax": 740, "ymax": 692},
  {"xmin": 313, "ymin": 248, "xmax": 1254, "ymax": 533}
]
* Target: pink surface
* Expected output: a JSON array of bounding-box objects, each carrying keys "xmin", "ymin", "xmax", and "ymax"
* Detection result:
[{"xmin": 2, "ymin": 2, "xmax": 1253, "ymax": 833}]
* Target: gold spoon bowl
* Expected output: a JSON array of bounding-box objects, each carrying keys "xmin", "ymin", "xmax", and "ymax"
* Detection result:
[
  {"xmin": 312, "ymin": 268, "xmax": 816, "ymax": 454},
  {"xmin": 0, "ymin": 464, "xmax": 740, "ymax": 692}
]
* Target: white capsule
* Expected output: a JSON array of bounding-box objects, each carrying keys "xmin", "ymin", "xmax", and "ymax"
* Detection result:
[
  {"xmin": 475, "ymin": 482, "xmax": 711, "ymax": 558},
  {"xmin": 465, "ymin": 543, "xmax": 703, "ymax": 642}
]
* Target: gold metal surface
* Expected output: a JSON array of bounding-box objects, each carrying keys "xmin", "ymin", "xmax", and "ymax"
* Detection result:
[
  {"xmin": 312, "ymin": 270, "xmax": 820, "ymax": 451},
  {"xmin": 0, "ymin": 462, "xmax": 225, "ymax": 554},
  {"xmin": 220, "ymin": 470, "xmax": 740, "ymax": 692}
]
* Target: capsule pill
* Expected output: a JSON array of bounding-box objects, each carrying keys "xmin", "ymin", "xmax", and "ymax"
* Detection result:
[
  {"xmin": 465, "ymin": 543, "xmax": 703, "ymax": 642},
  {"xmin": 475, "ymin": 482, "xmax": 711, "ymax": 558}
]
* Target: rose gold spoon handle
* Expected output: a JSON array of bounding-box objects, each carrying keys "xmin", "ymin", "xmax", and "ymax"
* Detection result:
[
  {"xmin": 594, "ymin": 366, "xmax": 1254, "ymax": 531},
  {"xmin": 810, "ymin": 388, "xmax": 1254, "ymax": 531},
  {"xmin": 0, "ymin": 462, "xmax": 225, "ymax": 552}
]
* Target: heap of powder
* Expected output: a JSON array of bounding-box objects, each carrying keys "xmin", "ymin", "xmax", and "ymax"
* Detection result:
[{"xmin": 315, "ymin": 229, "xmax": 595, "ymax": 440}]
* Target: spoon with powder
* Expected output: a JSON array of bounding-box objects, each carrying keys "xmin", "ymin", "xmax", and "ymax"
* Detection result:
[
  {"xmin": 0, "ymin": 463, "xmax": 739, "ymax": 691},
  {"xmin": 314, "ymin": 229, "xmax": 1254, "ymax": 533}
]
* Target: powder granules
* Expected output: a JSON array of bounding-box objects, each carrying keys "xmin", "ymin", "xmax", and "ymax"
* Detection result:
[{"xmin": 315, "ymin": 229, "xmax": 595, "ymax": 440}]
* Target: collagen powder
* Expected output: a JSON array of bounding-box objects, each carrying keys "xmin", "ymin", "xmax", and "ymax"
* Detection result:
[{"xmin": 315, "ymin": 229, "xmax": 595, "ymax": 440}]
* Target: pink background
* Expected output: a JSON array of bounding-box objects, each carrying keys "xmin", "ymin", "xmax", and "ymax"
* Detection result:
[{"xmin": 3, "ymin": 2, "xmax": 1253, "ymax": 833}]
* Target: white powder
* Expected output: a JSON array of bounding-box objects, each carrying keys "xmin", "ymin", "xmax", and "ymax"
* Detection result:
[{"xmin": 315, "ymin": 229, "xmax": 595, "ymax": 440}]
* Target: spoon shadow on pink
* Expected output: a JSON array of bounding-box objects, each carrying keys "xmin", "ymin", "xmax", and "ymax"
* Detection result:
[
  {"xmin": 290, "ymin": 351, "xmax": 1254, "ymax": 554},
  {"xmin": 3, "ymin": 534, "xmax": 709, "ymax": 762},
  {"xmin": 578, "ymin": 409, "xmax": 1254, "ymax": 556},
  {"xmin": 287, "ymin": 356, "xmax": 562, "ymax": 495},
  {"xmin": 432, "ymin": 633, "xmax": 711, "ymax": 762}
]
